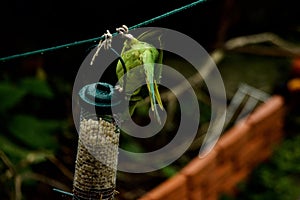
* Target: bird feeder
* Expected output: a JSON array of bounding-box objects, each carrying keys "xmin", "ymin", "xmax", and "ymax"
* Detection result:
[{"xmin": 73, "ymin": 82, "xmax": 121, "ymax": 200}]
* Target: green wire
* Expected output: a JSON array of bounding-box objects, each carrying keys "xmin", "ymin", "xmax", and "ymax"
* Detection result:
[{"xmin": 0, "ymin": 0, "xmax": 206, "ymax": 62}]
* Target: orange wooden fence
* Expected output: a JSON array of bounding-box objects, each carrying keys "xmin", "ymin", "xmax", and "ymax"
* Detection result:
[{"xmin": 139, "ymin": 95, "xmax": 286, "ymax": 200}]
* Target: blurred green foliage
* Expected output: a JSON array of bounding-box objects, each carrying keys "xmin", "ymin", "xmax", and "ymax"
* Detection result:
[{"xmin": 0, "ymin": 75, "xmax": 67, "ymax": 199}]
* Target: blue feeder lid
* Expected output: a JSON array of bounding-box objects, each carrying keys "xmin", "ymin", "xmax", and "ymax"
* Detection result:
[{"xmin": 78, "ymin": 82, "xmax": 121, "ymax": 115}]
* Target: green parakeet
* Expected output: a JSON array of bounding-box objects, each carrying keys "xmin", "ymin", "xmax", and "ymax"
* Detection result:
[{"xmin": 116, "ymin": 30, "xmax": 164, "ymax": 123}]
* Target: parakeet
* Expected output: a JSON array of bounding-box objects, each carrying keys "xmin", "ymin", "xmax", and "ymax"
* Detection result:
[{"xmin": 116, "ymin": 30, "xmax": 164, "ymax": 124}]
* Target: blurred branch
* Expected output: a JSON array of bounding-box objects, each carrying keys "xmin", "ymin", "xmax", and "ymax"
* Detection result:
[
  {"xmin": 0, "ymin": 150, "xmax": 17, "ymax": 200},
  {"xmin": 16, "ymin": 151, "xmax": 73, "ymax": 181},
  {"xmin": 47, "ymin": 155, "xmax": 74, "ymax": 181},
  {"xmin": 224, "ymin": 32, "xmax": 300, "ymax": 57},
  {"xmin": 14, "ymin": 175, "xmax": 22, "ymax": 200},
  {"xmin": 0, "ymin": 150, "xmax": 16, "ymax": 177},
  {"xmin": 226, "ymin": 45, "xmax": 297, "ymax": 57},
  {"xmin": 22, "ymin": 172, "xmax": 71, "ymax": 192}
]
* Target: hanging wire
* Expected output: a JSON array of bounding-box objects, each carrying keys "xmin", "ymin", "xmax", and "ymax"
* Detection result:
[{"xmin": 0, "ymin": 0, "xmax": 206, "ymax": 62}]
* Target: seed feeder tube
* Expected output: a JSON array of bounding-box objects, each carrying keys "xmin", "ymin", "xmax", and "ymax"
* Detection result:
[{"xmin": 73, "ymin": 82, "xmax": 121, "ymax": 200}]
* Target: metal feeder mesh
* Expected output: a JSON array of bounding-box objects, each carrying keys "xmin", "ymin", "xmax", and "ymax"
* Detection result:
[{"xmin": 73, "ymin": 111, "xmax": 119, "ymax": 200}]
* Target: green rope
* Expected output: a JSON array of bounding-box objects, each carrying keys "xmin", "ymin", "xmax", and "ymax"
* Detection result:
[
  {"xmin": 0, "ymin": 0, "xmax": 206, "ymax": 62},
  {"xmin": 129, "ymin": 0, "xmax": 206, "ymax": 30}
]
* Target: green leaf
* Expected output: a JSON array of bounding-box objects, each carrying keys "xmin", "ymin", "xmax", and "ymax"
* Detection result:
[
  {"xmin": 20, "ymin": 78, "xmax": 54, "ymax": 99},
  {"xmin": 8, "ymin": 115, "xmax": 60, "ymax": 150},
  {"xmin": 0, "ymin": 134, "xmax": 30, "ymax": 164},
  {"xmin": 161, "ymin": 165, "xmax": 179, "ymax": 178},
  {"xmin": 121, "ymin": 140, "xmax": 144, "ymax": 153},
  {"xmin": 0, "ymin": 82, "xmax": 26, "ymax": 113}
]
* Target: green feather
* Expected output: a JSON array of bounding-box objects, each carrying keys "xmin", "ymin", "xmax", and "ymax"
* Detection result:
[{"xmin": 116, "ymin": 31, "xmax": 164, "ymax": 123}]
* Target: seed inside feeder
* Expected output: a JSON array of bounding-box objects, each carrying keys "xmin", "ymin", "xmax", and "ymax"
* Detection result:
[{"xmin": 73, "ymin": 116, "xmax": 119, "ymax": 200}]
